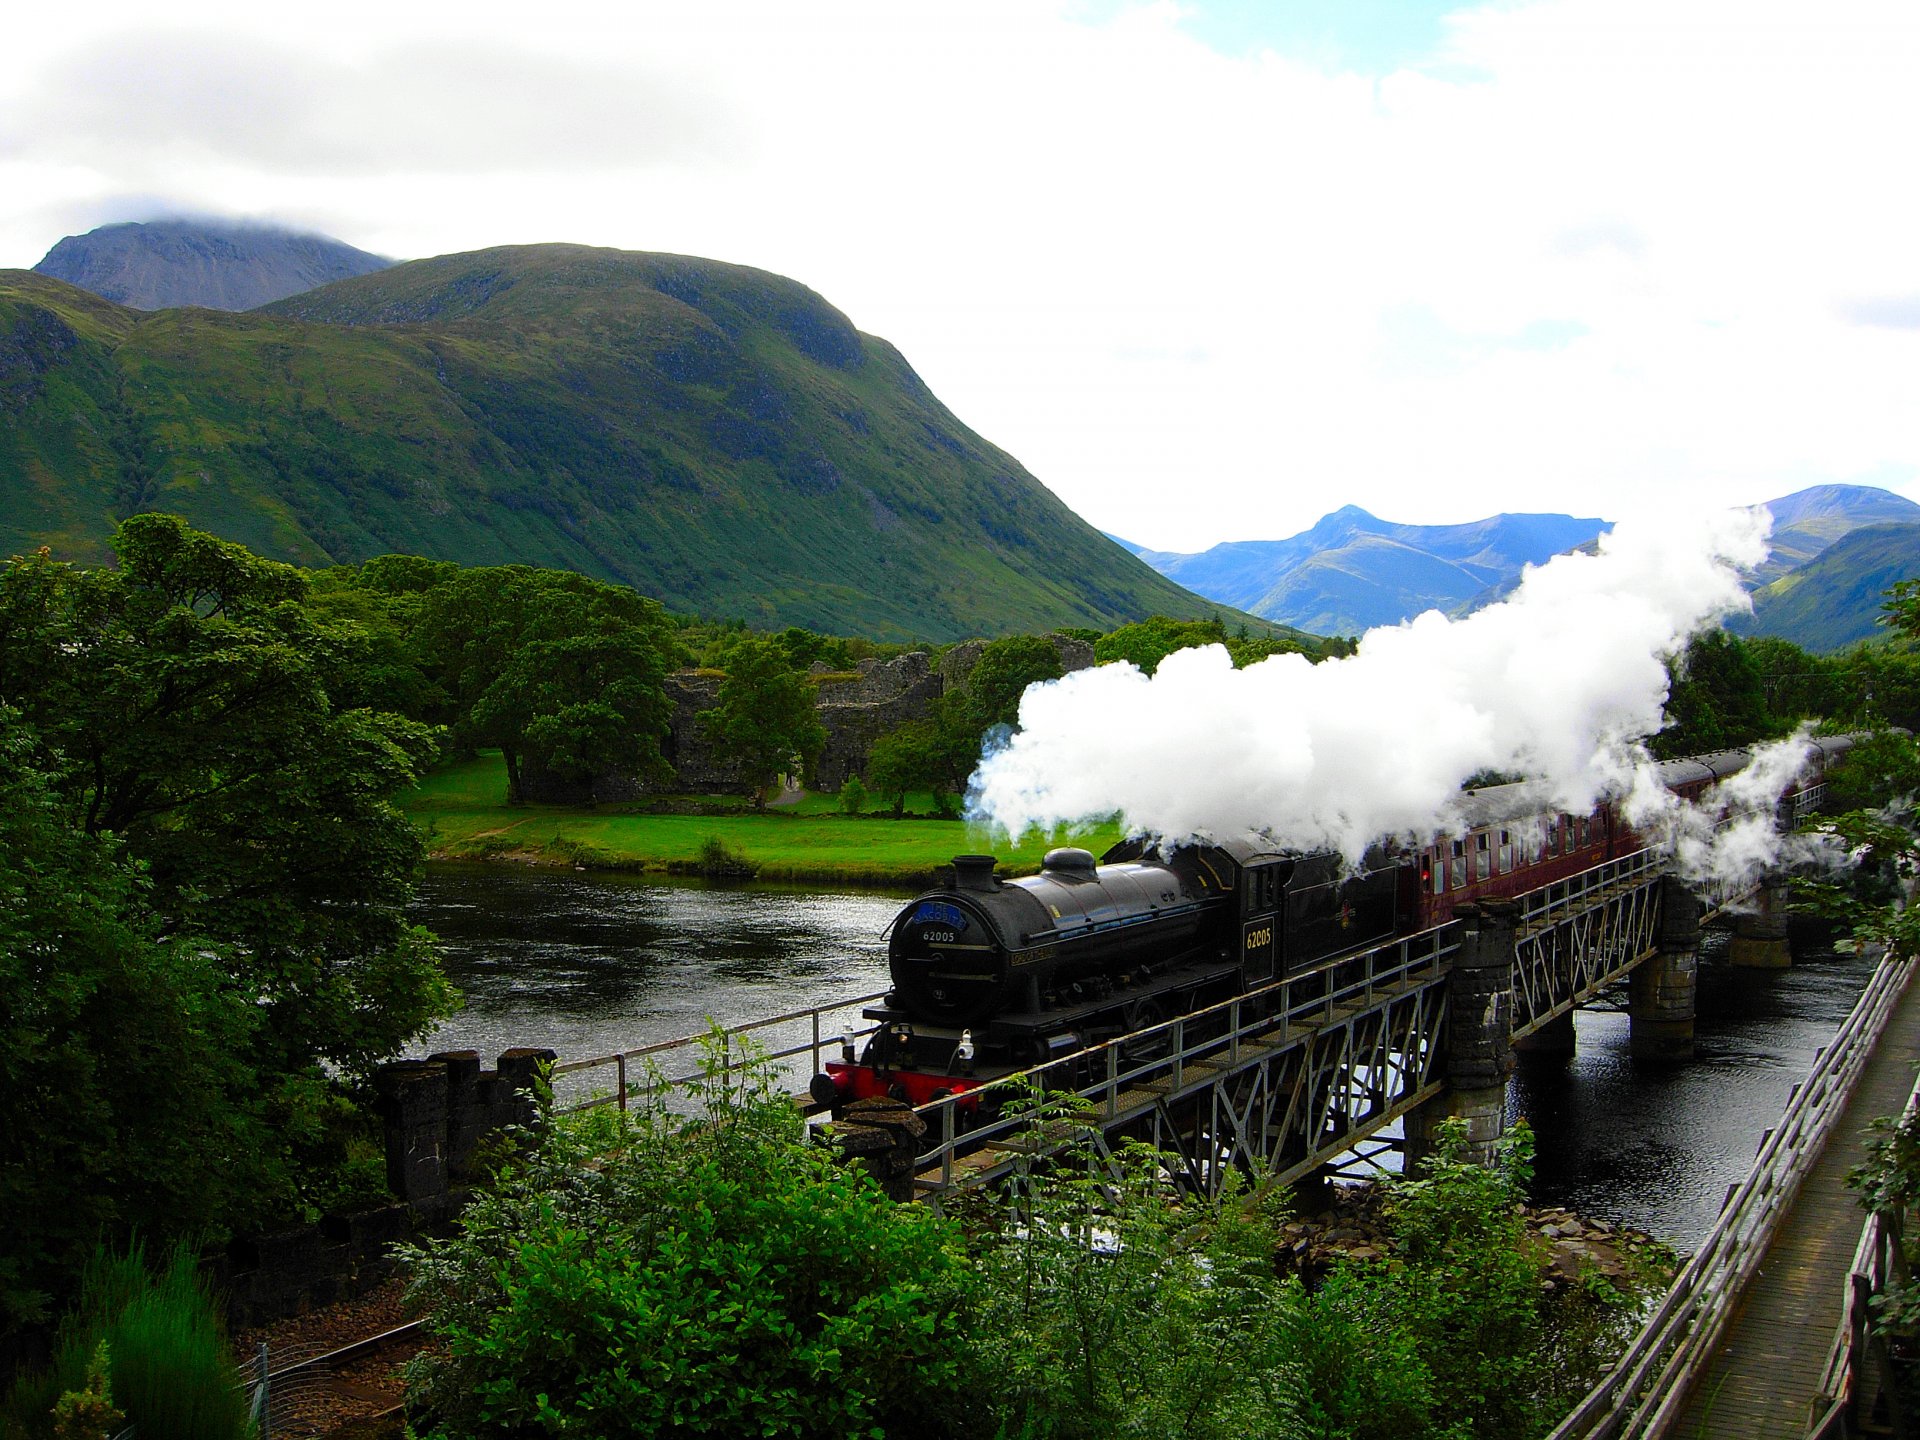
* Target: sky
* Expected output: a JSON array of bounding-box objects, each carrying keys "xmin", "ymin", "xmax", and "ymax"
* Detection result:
[{"xmin": 4, "ymin": 0, "xmax": 1918, "ymax": 554}]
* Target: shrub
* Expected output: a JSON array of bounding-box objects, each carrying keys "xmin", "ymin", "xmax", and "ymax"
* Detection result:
[
  {"xmin": 401, "ymin": 1034, "xmax": 970, "ymax": 1439},
  {"xmin": 3, "ymin": 1242, "xmax": 253, "ymax": 1440},
  {"xmin": 838, "ymin": 775, "xmax": 867, "ymax": 815}
]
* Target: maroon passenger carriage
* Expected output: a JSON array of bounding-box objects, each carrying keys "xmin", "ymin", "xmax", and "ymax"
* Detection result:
[{"xmin": 809, "ymin": 735, "xmax": 1859, "ymax": 1115}]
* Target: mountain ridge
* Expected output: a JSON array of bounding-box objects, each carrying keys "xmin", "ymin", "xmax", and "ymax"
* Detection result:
[
  {"xmin": 0, "ymin": 244, "xmax": 1270, "ymax": 642},
  {"xmin": 33, "ymin": 218, "xmax": 393, "ymax": 312}
]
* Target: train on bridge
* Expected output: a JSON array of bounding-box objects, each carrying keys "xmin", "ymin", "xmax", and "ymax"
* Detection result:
[{"xmin": 810, "ymin": 735, "xmax": 1861, "ymax": 1114}]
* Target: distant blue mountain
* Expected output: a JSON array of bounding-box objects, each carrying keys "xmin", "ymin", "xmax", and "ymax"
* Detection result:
[
  {"xmin": 1114, "ymin": 506, "xmax": 1609, "ymax": 635},
  {"xmin": 1117, "ymin": 485, "xmax": 1920, "ymax": 639}
]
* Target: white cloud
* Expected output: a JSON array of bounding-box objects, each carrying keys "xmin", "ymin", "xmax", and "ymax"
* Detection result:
[{"xmin": 3, "ymin": 0, "xmax": 1917, "ymax": 551}]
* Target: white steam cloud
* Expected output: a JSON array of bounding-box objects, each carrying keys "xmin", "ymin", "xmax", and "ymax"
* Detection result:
[{"xmin": 971, "ymin": 508, "xmax": 1818, "ymax": 885}]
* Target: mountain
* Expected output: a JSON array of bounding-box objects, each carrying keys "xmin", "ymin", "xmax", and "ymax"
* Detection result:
[
  {"xmin": 1122, "ymin": 507, "xmax": 1608, "ymax": 634},
  {"xmin": 33, "ymin": 219, "xmax": 392, "ymax": 312},
  {"xmin": 1750, "ymin": 484, "xmax": 1920, "ymax": 584},
  {"xmin": 1730, "ymin": 523, "xmax": 1920, "ymax": 651},
  {"xmin": 0, "ymin": 244, "xmax": 1265, "ymax": 642}
]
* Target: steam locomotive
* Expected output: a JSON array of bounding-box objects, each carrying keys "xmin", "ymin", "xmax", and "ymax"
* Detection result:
[{"xmin": 810, "ymin": 735, "xmax": 1860, "ymax": 1112}]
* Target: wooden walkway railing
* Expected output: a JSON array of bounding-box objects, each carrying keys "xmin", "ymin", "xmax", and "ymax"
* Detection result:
[
  {"xmin": 1807, "ymin": 1052, "xmax": 1920, "ymax": 1437},
  {"xmin": 1546, "ymin": 951, "xmax": 1917, "ymax": 1439}
]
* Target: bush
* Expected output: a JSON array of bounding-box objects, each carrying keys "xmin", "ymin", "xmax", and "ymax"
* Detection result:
[
  {"xmin": 952, "ymin": 1090, "xmax": 1304, "ymax": 1439},
  {"xmin": 838, "ymin": 775, "xmax": 867, "ymax": 815},
  {"xmin": 401, "ymin": 1035, "xmax": 970, "ymax": 1439},
  {"xmin": 3, "ymin": 1242, "xmax": 253, "ymax": 1440}
]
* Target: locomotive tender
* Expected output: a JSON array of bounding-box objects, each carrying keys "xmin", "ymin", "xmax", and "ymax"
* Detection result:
[{"xmin": 812, "ymin": 735, "xmax": 1859, "ymax": 1111}]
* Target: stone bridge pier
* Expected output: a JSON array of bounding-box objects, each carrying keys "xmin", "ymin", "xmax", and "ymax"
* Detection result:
[
  {"xmin": 1405, "ymin": 899, "xmax": 1517, "ymax": 1168},
  {"xmin": 1631, "ymin": 874, "xmax": 1700, "ymax": 1061},
  {"xmin": 1728, "ymin": 880, "xmax": 1793, "ymax": 968}
]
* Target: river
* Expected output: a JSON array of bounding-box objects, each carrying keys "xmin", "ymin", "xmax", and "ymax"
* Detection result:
[{"xmin": 409, "ymin": 863, "xmax": 1880, "ymax": 1250}]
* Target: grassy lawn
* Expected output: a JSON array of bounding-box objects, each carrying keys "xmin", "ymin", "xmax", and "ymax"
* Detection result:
[{"xmin": 405, "ymin": 753, "xmax": 1124, "ymax": 886}]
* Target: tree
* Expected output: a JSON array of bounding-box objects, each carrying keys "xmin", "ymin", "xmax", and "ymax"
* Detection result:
[
  {"xmin": 958, "ymin": 634, "xmax": 1063, "ymax": 733},
  {"xmin": 866, "ymin": 699, "xmax": 980, "ymax": 817},
  {"xmin": 0, "ymin": 712, "xmax": 272, "ymax": 1335},
  {"xmin": 1651, "ymin": 630, "xmax": 1779, "ymax": 759},
  {"xmin": 697, "ymin": 634, "xmax": 826, "ymax": 804},
  {"xmin": 0, "ymin": 516, "xmax": 453, "ymax": 1085},
  {"xmin": 1095, "ymin": 616, "xmax": 1230, "ymax": 675},
  {"xmin": 416, "ymin": 566, "xmax": 678, "ymax": 801}
]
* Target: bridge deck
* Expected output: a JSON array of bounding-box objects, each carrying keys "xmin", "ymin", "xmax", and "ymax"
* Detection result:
[{"xmin": 1675, "ymin": 958, "xmax": 1920, "ymax": 1437}]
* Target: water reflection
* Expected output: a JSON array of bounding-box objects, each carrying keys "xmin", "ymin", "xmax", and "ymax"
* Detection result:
[{"xmin": 408, "ymin": 863, "xmax": 903, "ymax": 1064}]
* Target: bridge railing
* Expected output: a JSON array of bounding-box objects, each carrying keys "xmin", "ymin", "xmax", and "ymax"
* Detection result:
[
  {"xmin": 1808, "ymin": 1048, "xmax": 1920, "ymax": 1438},
  {"xmin": 1545, "ymin": 952, "xmax": 1915, "ymax": 1440},
  {"xmin": 909, "ymin": 923, "xmax": 1459, "ymax": 1197},
  {"xmin": 1512, "ymin": 846, "xmax": 1667, "ymax": 935},
  {"xmin": 548, "ymin": 988, "xmax": 890, "ymax": 1114}
]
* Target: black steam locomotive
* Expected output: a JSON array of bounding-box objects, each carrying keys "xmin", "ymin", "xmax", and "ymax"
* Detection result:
[
  {"xmin": 810, "ymin": 735, "xmax": 1861, "ymax": 1113},
  {"xmin": 814, "ymin": 839, "xmax": 1406, "ymax": 1110}
]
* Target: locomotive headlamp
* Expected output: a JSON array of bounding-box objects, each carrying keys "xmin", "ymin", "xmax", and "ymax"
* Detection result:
[{"xmin": 839, "ymin": 1033, "xmax": 857, "ymax": 1065}]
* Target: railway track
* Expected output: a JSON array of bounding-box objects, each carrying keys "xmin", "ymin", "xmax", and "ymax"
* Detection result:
[{"xmin": 244, "ymin": 1318, "xmax": 428, "ymax": 1437}]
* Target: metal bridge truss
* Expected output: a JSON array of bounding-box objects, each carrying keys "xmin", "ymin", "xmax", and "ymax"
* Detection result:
[
  {"xmin": 912, "ymin": 928, "xmax": 1456, "ymax": 1205},
  {"xmin": 1510, "ymin": 849, "xmax": 1667, "ymax": 1038}
]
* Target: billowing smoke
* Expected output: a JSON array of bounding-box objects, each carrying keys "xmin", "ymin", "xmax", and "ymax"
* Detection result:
[{"xmin": 970, "ymin": 508, "xmax": 1818, "ymax": 882}]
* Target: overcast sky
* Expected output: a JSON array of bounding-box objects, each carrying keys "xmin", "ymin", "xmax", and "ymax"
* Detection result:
[{"xmin": 5, "ymin": 0, "xmax": 1917, "ymax": 553}]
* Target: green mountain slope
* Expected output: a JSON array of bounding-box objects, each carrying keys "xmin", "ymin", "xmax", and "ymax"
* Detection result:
[
  {"xmin": 1753, "ymin": 484, "xmax": 1920, "ymax": 584},
  {"xmin": 1730, "ymin": 522, "xmax": 1920, "ymax": 651},
  {"xmin": 0, "ymin": 244, "xmax": 1244, "ymax": 641}
]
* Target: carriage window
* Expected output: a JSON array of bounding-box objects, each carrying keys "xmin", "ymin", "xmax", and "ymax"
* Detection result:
[
  {"xmin": 1474, "ymin": 834, "xmax": 1492, "ymax": 881},
  {"xmin": 1430, "ymin": 848, "xmax": 1445, "ymax": 894},
  {"xmin": 1559, "ymin": 818, "xmax": 1572, "ymax": 855},
  {"xmin": 1450, "ymin": 840, "xmax": 1467, "ymax": 888},
  {"xmin": 1497, "ymin": 830, "xmax": 1513, "ymax": 873}
]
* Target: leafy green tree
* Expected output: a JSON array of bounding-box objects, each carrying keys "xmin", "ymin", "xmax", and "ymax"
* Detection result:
[
  {"xmin": 0, "ymin": 713, "xmax": 270, "ymax": 1335},
  {"xmin": 1095, "ymin": 615, "xmax": 1231, "ymax": 675},
  {"xmin": 959, "ymin": 634, "xmax": 1063, "ymax": 733},
  {"xmin": 417, "ymin": 565, "xmax": 678, "ymax": 801},
  {"xmin": 0, "ymin": 516, "xmax": 452, "ymax": 1084},
  {"xmin": 697, "ymin": 633, "xmax": 827, "ymax": 804},
  {"xmin": 866, "ymin": 698, "xmax": 980, "ymax": 817},
  {"xmin": 402, "ymin": 1040, "xmax": 970, "ymax": 1439},
  {"xmin": 1651, "ymin": 630, "xmax": 1781, "ymax": 758}
]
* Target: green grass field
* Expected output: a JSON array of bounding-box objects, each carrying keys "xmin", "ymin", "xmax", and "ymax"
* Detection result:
[{"xmin": 404, "ymin": 753, "xmax": 1124, "ymax": 886}]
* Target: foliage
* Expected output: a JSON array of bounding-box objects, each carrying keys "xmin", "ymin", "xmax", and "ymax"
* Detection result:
[
  {"xmin": 1651, "ymin": 630, "xmax": 1782, "ymax": 759},
  {"xmin": 1375, "ymin": 1121, "xmax": 1546, "ymax": 1438},
  {"xmin": 46, "ymin": 1344, "xmax": 120, "ymax": 1440},
  {"xmin": 1094, "ymin": 615, "xmax": 1321, "ymax": 676},
  {"xmin": 415, "ymin": 564, "xmax": 678, "ymax": 801},
  {"xmin": 956, "ymin": 1101, "xmax": 1304, "ymax": 1440},
  {"xmin": 865, "ymin": 698, "xmax": 981, "ymax": 818},
  {"xmin": 958, "ymin": 634, "xmax": 1064, "ymax": 733},
  {"xmin": 0, "ymin": 516, "xmax": 454, "ymax": 1085},
  {"xmin": 3, "ymin": 1242, "xmax": 252, "ymax": 1440},
  {"xmin": 1281, "ymin": 1265, "xmax": 1436, "ymax": 1440},
  {"xmin": 838, "ymin": 774, "xmax": 867, "ymax": 814},
  {"xmin": 697, "ymin": 633, "xmax": 827, "ymax": 803},
  {"xmin": 0, "ymin": 710, "xmax": 277, "ymax": 1331},
  {"xmin": 401, "ymin": 1037, "xmax": 969, "ymax": 1439}
]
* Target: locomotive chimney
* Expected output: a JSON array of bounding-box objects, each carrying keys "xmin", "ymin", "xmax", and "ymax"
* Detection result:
[{"xmin": 951, "ymin": 854, "xmax": 1000, "ymax": 892}]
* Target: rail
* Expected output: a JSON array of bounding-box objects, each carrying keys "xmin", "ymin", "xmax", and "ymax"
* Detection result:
[
  {"xmin": 908, "ymin": 923, "xmax": 1458, "ymax": 1197},
  {"xmin": 1808, "ymin": 1045, "xmax": 1920, "ymax": 1438},
  {"xmin": 1546, "ymin": 952, "xmax": 1916, "ymax": 1440},
  {"xmin": 549, "ymin": 988, "xmax": 890, "ymax": 1114}
]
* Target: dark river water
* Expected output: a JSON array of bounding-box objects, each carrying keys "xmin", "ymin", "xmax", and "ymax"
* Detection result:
[{"xmin": 409, "ymin": 863, "xmax": 1878, "ymax": 1250}]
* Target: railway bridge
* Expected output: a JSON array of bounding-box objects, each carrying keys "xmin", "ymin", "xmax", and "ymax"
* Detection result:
[{"xmin": 531, "ymin": 774, "xmax": 1891, "ymax": 1435}]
